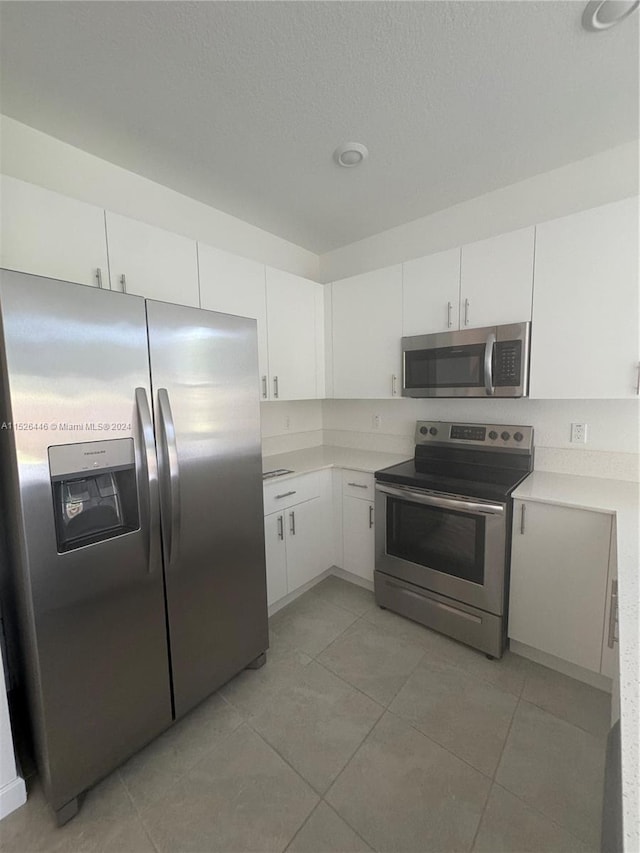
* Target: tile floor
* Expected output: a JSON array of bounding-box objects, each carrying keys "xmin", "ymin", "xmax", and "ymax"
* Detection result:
[{"xmin": 2, "ymin": 575, "xmax": 610, "ymax": 853}]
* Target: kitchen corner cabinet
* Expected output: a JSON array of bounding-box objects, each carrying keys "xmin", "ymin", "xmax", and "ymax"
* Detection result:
[
  {"xmin": 263, "ymin": 471, "xmax": 332, "ymax": 606},
  {"xmin": 332, "ymin": 265, "xmax": 403, "ymax": 398},
  {"xmin": 198, "ymin": 244, "xmax": 269, "ymax": 398},
  {"xmin": 341, "ymin": 471, "xmax": 375, "ymax": 583},
  {"xmin": 459, "ymin": 227, "xmax": 534, "ymax": 329},
  {"xmin": 508, "ymin": 499, "xmax": 613, "ymax": 674},
  {"xmin": 530, "ymin": 197, "xmax": 640, "ymax": 399},
  {"xmin": 105, "ymin": 211, "xmax": 199, "ymax": 307},
  {"xmin": 266, "ymin": 267, "xmax": 320, "ymax": 400},
  {"xmin": 402, "ymin": 248, "xmax": 461, "ymax": 336},
  {"xmin": 0, "ymin": 175, "xmax": 109, "ymax": 288}
]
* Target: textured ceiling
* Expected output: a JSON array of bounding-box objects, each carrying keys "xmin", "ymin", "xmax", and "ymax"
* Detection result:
[{"xmin": 0, "ymin": 1, "xmax": 638, "ymax": 253}]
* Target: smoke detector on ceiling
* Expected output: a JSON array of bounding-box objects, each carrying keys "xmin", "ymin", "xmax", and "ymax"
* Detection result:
[
  {"xmin": 334, "ymin": 142, "xmax": 369, "ymax": 168},
  {"xmin": 582, "ymin": 0, "xmax": 639, "ymax": 30}
]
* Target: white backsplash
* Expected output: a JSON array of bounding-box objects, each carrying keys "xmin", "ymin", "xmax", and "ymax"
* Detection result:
[{"xmin": 262, "ymin": 398, "xmax": 640, "ymax": 481}]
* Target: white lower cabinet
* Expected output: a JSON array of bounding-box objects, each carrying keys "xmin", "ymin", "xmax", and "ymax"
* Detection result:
[
  {"xmin": 263, "ymin": 471, "xmax": 332, "ymax": 607},
  {"xmin": 341, "ymin": 471, "xmax": 375, "ymax": 583},
  {"xmin": 509, "ymin": 499, "xmax": 614, "ymax": 674}
]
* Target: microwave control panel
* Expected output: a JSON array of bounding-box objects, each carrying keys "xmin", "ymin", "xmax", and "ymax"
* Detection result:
[{"xmin": 494, "ymin": 340, "xmax": 522, "ymax": 386}]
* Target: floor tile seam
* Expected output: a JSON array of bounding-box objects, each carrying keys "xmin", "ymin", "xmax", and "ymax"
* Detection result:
[
  {"xmin": 517, "ymin": 694, "xmax": 611, "ymax": 741},
  {"xmin": 489, "ymin": 780, "xmax": 601, "ymax": 850},
  {"xmin": 307, "ymin": 589, "xmax": 375, "ymax": 619},
  {"xmin": 312, "ymin": 657, "xmax": 388, "ymax": 714},
  {"xmin": 319, "ymin": 797, "xmax": 379, "ymax": 852},
  {"xmin": 117, "ymin": 772, "xmax": 164, "ymax": 853},
  {"xmin": 309, "ymin": 611, "xmax": 369, "ymax": 660},
  {"xmin": 243, "ymin": 717, "xmax": 327, "ymax": 800},
  {"xmin": 416, "ymin": 646, "xmax": 527, "ymax": 702},
  {"xmin": 467, "ymin": 778, "xmax": 496, "ymax": 853},
  {"xmin": 491, "ymin": 696, "xmax": 521, "ymax": 783},
  {"xmin": 380, "ymin": 645, "xmax": 430, "ymax": 710},
  {"xmin": 281, "ymin": 799, "xmax": 324, "ymax": 853}
]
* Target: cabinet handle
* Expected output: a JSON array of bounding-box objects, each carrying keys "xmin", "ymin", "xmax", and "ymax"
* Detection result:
[
  {"xmin": 262, "ymin": 376, "xmax": 268, "ymax": 399},
  {"xmin": 120, "ymin": 273, "xmax": 127, "ymax": 294},
  {"xmin": 392, "ymin": 374, "xmax": 398, "ymax": 396},
  {"xmin": 464, "ymin": 298, "xmax": 470, "ymax": 326},
  {"xmin": 369, "ymin": 505, "xmax": 374, "ymax": 528},
  {"xmin": 275, "ymin": 490, "xmax": 296, "ymax": 500},
  {"xmin": 520, "ymin": 504, "xmax": 526, "ymax": 534},
  {"xmin": 277, "ymin": 515, "xmax": 284, "ymax": 541},
  {"xmin": 95, "ymin": 268, "xmax": 104, "ymax": 289},
  {"xmin": 447, "ymin": 301, "xmax": 453, "ymax": 328},
  {"xmin": 289, "ymin": 510, "xmax": 296, "ymax": 535},
  {"xmin": 347, "ymin": 482, "xmax": 368, "ymax": 489},
  {"xmin": 607, "ymin": 579, "xmax": 618, "ymax": 649},
  {"xmin": 273, "ymin": 376, "xmax": 279, "ymax": 398}
]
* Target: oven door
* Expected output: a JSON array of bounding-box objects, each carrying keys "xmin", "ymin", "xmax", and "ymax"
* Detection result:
[{"xmin": 375, "ymin": 483, "xmax": 507, "ymax": 615}]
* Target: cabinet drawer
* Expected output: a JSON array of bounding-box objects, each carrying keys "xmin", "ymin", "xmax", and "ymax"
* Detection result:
[
  {"xmin": 263, "ymin": 471, "xmax": 320, "ymax": 514},
  {"xmin": 342, "ymin": 470, "xmax": 375, "ymax": 500}
]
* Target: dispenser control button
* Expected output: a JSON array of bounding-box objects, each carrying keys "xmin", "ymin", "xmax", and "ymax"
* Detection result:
[
  {"xmin": 501, "ymin": 431, "xmax": 511, "ymax": 441},
  {"xmin": 488, "ymin": 430, "xmax": 498, "ymax": 440}
]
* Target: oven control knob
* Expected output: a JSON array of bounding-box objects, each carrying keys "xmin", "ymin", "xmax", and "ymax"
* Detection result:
[
  {"xmin": 419, "ymin": 426, "xmax": 428, "ymax": 435},
  {"xmin": 429, "ymin": 427, "xmax": 438, "ymax": 436},
  {"xmin": 501, "ymin": 431, "xmax": 511, "ymax": 441},
  {"xmin": 514, "ymin": 432, "xmax": 524, "ymax": 442},
  {"xmin": 488, "ymin": 430, "xmax": 498, "ymax": 440}
]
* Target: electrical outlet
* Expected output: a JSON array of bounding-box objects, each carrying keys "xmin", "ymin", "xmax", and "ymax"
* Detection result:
[
  {"xmin": 570, "ymin": 422, "xmax": 588, "ymax": 444},
  {"xmin": 372, "ymin": 414, "xmax": 381, "ymax": 430}
]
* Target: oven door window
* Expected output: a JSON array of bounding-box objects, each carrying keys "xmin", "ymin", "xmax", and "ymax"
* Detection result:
[
  {"xmin": 386, "ymin": 497, "xmax": 485, "ymax": 585},
  {"xmin": 404, "ymin": 344, "xmax": 485, "ymax": 390}
]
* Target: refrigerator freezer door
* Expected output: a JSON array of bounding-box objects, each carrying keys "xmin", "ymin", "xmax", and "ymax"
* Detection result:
[
  {"xmin": 0, "ymin": 270, "xmax": 172, "ymax": 815},
  {"xmin": 145, "ymin": 300, "xmax": 268, "ymax": 718}
]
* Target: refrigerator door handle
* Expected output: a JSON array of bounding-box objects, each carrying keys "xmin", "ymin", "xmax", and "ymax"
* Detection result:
[
  {"xmin": 157, "ymin": 388, "xmax": 181, "ymax": 568},
  {"xmin": 135, "ymin": 387, "xmax": 160, "ymax": 573}
]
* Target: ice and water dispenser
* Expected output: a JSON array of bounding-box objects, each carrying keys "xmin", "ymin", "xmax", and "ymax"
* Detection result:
[{"xmin": 48, "ymin": 439, "xmax": 139, "ymax": 552}]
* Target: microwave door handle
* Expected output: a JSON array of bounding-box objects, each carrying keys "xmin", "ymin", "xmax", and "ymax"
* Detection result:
[
  {"xmin": 484, "ymin": 333, "xmax": 496, "ymax": 396},
  {"xmin": 157, "ymin": 388, "xmax": 181, "ymax": 568}
]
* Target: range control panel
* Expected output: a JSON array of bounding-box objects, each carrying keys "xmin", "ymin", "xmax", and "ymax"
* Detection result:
[{"xmin": 415, "ymin": 421, "xmax": 533, "ymax": 451}]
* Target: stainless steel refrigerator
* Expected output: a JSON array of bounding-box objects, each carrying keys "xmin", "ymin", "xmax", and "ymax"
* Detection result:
[{"xmin": 0, "ymin": 269, "xmax": 268, "ymax": 823}]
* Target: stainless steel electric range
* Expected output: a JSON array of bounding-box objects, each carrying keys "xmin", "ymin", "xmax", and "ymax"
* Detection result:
[{"xmin": 374, "ymin": 421, "xmax": 534, "ymax": 659}]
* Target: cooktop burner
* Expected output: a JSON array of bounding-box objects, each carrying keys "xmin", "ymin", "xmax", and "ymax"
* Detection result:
[{"xmin": 375, "ymin": 420, "xmax": 534, "ymax": 502}]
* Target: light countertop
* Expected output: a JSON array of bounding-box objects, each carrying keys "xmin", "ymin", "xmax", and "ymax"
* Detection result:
[
  {"xmin": 263, "ymin": 446, "xmax": 409, "ymax": 480},
  {"xmin": 513, "ymin": 471, "xmax": 639, "ymax": 852}
]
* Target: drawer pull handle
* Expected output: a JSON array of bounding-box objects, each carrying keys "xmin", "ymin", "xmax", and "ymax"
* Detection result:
[
  {"xmin": 369, "ymin": 505, "xmax": 374, "ymax": 528},
  {"xmin": 275, "ymin": 490, "xmax": 296, "ymax": 499},
  {"xmin": 347, "ymin": 482, "xmax": 368, "ymax": 489}
]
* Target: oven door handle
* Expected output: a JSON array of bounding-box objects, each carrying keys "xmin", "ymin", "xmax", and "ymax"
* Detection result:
[{"xmin": 375, "ymin": 483, "xmax": 505, "ymax": 516}]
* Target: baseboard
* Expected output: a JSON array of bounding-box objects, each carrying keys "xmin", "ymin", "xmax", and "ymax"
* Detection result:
[
  {"xmin": 267, "ymin": 568, "xmax": 334, "ymax": 617},
  {"xmin": 0, "ymin": 776, "xmax": 26, "ymax": 821},
  {"xmin": 509, "ymin": 639, "xmax": 613, "ymax": 693},
  {"xmin": 329, "ymin": 566, "xmax": 374, "ymax": 592}
]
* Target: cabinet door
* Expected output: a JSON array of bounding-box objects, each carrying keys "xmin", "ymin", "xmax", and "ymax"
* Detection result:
[
  {"xmin": 509, "ymin": 500, "xmax": 612, "ymax": 672},
  {"xmin": 403, "ymin": 249, "xmax": 461, "ymax": 335},
  {"xmin": 285, "ymin": 498, "xmax": 325, "ymax": 593},
  {"xmin": 460, "ymin": 227, "xmax": 534, "ymax": 329},
  {"xmin": 342, "ymin": 496, "xmax": 375, "ymax": 583},
  {"xmin": 264, "ymin": 512, "xmax": 288, "ymax": 607},
  {"xmin": 530, "ymin": 198, "xmax": 639, "ymax": 399},
  {"xmin": 105, "ymin": 211, "xmax": 199, "ymax": 307},
  {"xmin": 0, "ymin": 175, "xmax": 109, "ymax": 287},
  {"xmin": 332, "ymin": 266, "xmax": 403, "ymax": 398},
  {"xmin": 266, "ymin": 268, "xmax": 318, "ymax": 400},
  {"xmin": 198, "ymin": 244, "xmax": 269, "ymax": 399}
]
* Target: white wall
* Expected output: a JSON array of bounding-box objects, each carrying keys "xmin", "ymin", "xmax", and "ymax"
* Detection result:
[
  {"xmin": 319, "ymin": 142, "xmax": 639, "ymax": 282},
  {"xmin": 0, "ymin": 115, "xmax": 319, "ymax": 280},
  {"xmin": 260, "ymin": 400, "xmax": 324, "ymax": 456}
]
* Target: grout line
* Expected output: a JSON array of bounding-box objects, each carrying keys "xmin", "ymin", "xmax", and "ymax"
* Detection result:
[
  {"xmin": 320, "ymin": 798, "xmax": 379, "ymax": 852},
  {"xmin": 491, "ymin": 697, "xmax": 520, "ymax": 783},
  {"xmin": 467, "ymin": 778, "xmax": 494, "ymax": 853},
  {"xmin": 243, "ymin": 719, "xmax": 325, "ymax": 799},
  {"xmin": 282, "ymin": 799, "xmax": 323, "ymax": 852}
]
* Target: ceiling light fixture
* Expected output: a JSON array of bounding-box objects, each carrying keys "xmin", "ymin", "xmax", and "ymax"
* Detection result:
[
  {"xmin": 582, "ymin": 0, "xmax": 639, "ymax": 30},
  {"xmin": 334, "ymin": 142, "xmax": 369, "ymax": 168}
]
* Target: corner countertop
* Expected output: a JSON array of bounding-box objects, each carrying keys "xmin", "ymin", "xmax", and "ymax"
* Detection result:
[
  {"xmin": 512, "ymin": 471, "xmax": 639, "ymax": 852},
  {"xmin": 262, "ymin": 446, "xmax": 409, "ymax": 480}
]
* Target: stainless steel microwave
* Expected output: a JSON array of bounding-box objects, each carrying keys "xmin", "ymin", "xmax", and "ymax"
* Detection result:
[{"xmin": 402, "ymin": 322, "xmax": 530, "ymax": 398}]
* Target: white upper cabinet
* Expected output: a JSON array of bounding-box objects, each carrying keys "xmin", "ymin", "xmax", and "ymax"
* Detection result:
[
  {"xmin": 402, "ymin": 248, "xmax": 461, "ymax": 336},
  {"xmin": 1, "ymin": 175, "xmax": 109, "ymax": 288},
  {"xmin": 332, "ymin": 265, "xmax": 403, "ymax": 399},
  {"xmin": 460, "ymin": 227, "xmax": 535, "ymax": 329},
  {"xmin": 105, "ymin": 211, "xmax": 199, "ymax": 307},
  {"xmin": 530, "ymin": 197, "xmax": 640, "ymax": 399},
  {"xmin": 198, "ymin": 244, "xmax": 269, "ymax": 399},
  {"xmin": 265, "ymin": 267, "xmax": 319, "ymax": 400}
]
